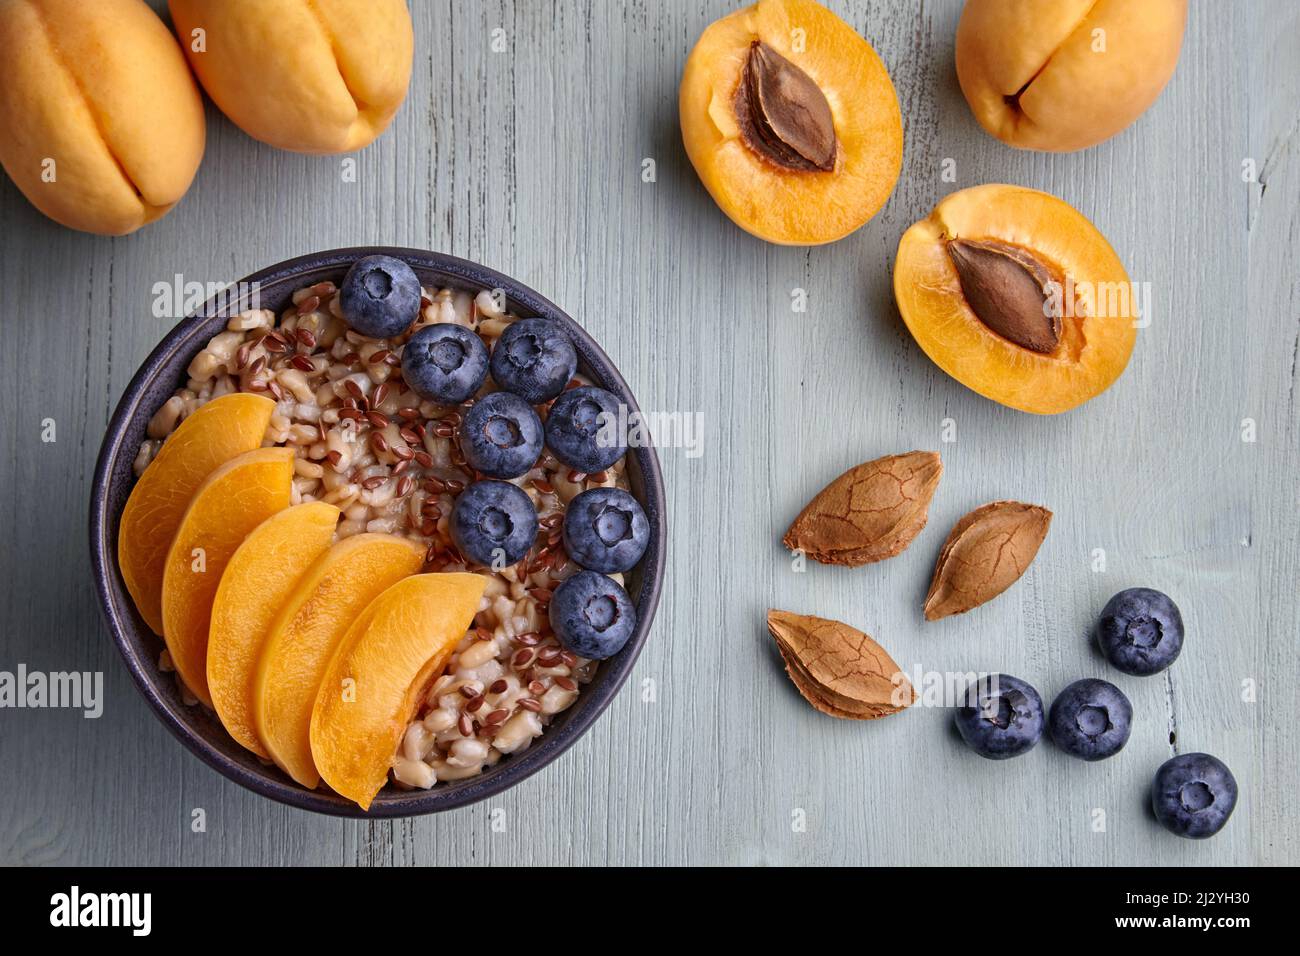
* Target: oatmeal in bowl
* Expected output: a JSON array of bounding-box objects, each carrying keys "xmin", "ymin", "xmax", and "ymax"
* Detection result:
[{"xmin": 92, "ymin": 249, "xmax": 665, "ymax": 816}]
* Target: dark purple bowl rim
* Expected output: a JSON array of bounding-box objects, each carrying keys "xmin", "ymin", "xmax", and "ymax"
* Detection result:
[{"xmin": 89, "ymin": 247, "xmax": 666, "ymax": 818}]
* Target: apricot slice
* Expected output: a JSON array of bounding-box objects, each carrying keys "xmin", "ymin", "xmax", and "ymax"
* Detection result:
[
  {"xmin": 207, "ymin": 502, "xmax": 340, "ymax": 758},
  {"xmin": 160, "ymin": 448, "xmax": 294, "ymax": 706},
  {"xmin": 309, "ymin": 573, "xmax": 486, "ymax": 810},
  {"xmin": 253, "ymin": 534, "xmax": 426, "ymax": 789},
  {"xmin": 119, "ymin": 393, "xmax": 275, "ymax": 636},
  {"xmin": 893, "ymin": 184, "xmax": 1137, "ymax": 414},
  {"xmin": 956, "ymin": 0, "xmax": 1187, "ymax": 152},
  {"xmin": 680, "ymin": 0, "xmax": 902, "ymax": 245}
]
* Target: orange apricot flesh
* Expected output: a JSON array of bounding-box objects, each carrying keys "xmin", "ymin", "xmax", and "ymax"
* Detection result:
[
  {"xmin": 309, "ymin": 572, "xmax": 486, "ymax": 810},
  {"xmin": 207, "ymin": 502, "xmax": 340, "ymax": 758},
  {"xmin": 253, "ymin": 534, "xmax": 427, "ymax": 789},
  {"xmin": 118, "ymin": 393, "xmax": 275, "ymax": 636},
  {"xmin": 160, "ymin": 447, "xmax": 293, "ymax": 706}
]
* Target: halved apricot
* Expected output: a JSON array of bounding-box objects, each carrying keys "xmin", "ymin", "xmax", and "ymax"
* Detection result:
[
  {"xmin": 160, "ymin": 447, "xmax": 294, "ymax": 706},
  {"xmin": 207, "ymin": 502, "xmax": 340, "ymax": 757},
  {"xmin": 680, "ymin": 0, "xmax": 902, "ymax": 245},
  {"xmin": 253, "ymin": 533, "xmax": 427, "ymax": 789},
  {"xmin": 309, "ymin": 573, "xmax": 486, "ymax": 810},
  {"xmin": 119, "ymin": 393, "xmax": 275, "ymax": 635},
  {"xmin": 893, "ymin": 184, "xmax": 1137, "ymax": 414}
]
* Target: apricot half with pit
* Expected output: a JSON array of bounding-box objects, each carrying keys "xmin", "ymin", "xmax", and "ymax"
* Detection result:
[
  {"xmin": 207, "ymin": 501, "xmax": 339, "ymax": 758},
  {"xmin": 956, "ymin": 0, "xmax": 1187, "ymax": 152},
  {"xmin": 309, "ymin": 572, "xmax": 486, "ymax": 810},
  {"xmin": 253, "ymin": 533, "xmax": 426, "ymax": 789},
  {"xmin": 680, "ymin": 0, "xmax": 902, "ymax": 245},
  {"xmin": 893, "ymin": 184, "xmax": 1136, "ymax": 414},
  {"xmin": 160, "ymin": 447, "xmax": 294, "ymax": 706}
]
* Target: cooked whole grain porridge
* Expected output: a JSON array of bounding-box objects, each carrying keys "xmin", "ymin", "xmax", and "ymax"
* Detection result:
[{"xmin": 137, "ymin": 278, "xmax": 634, "ymax": 791}]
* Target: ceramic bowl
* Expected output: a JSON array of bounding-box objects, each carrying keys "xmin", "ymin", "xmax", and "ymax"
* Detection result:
[{"xmin": 90, "ymin": 248, "xmax": 666, "ymax": 817}]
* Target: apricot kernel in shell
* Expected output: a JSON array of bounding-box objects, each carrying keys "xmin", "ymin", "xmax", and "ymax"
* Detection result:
[
  {"xmin": 946, "ymin": 238, "xmax": 1061, "ymax": 354},
  {"xmin": 735, "ymin": 41, "xmax": 836, "ymax": 172}
]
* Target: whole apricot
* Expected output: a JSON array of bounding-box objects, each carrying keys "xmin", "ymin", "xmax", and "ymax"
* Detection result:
[
  {"xmin": 955, "ymin": 0, "xmax": 1187, "ymax": 152},
  {"xmin": 168, "ymin": 0, "xmax": 413, "ymax": 154},
  {"xmin": 680, "ymin": 0, "xmax": 902, "ymax": 245},
  {"xmin": 0, "ymin": 0, "xmax": 206, "ymax": 235},
  {"xmin": 893, "ymin": 184, "xmax": 1137, "ymax": 414}
]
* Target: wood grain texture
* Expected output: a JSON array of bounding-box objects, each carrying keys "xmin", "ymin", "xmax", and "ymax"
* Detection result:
[{"xmin": 0, "ymin": 0, "xmax": 1294, "ymax": 866}]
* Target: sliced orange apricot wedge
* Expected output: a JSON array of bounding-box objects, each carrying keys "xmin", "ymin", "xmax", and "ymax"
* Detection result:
[
  {"xmin": 160, "ymin": 447, "xmax": 293, "ymax": 706},
  {"xmin": 893, "ymin": 184, "xmax": 1137, "ymax": 414},
  {"xmin": 680, "ymin": 0, "xmax": 902, "ymax": 245},
  {"xmin": 207, "ymin": 502, "xmax": 340, "ymax": 758},
  {"xmin": 309, "ymin": 572, "xmax": 486, "ymax": 810},
  {"xmin": 119, "ymin": 393, "xmax": 275, "ymax": 635},
  {"xmin": 253, "ymin": 533, "xmax": 427, "ymax": 789}
]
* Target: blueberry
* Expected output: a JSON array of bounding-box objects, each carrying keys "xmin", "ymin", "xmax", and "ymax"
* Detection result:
[
  {"xmin": 1096, "ymin": 587, "xmax": 1184, "ymax": 676},
  {"xmin": 544, "ymin": 386, "xmax": 626, "ymax": 473},
  {"xmin": 1048, "ymin": 678, "xmax": 1133, "ymax": 761},
  {"xmin": 549, "ymin": 570, "xmax": 636, "ymax": 660},
  {"xmin": 339, "ymin": 255, "xmax": 422, "ymax": 339},
  {"xmin": 563, "ymin": 488, "xmax": 649, "ymax": 573},
  {"xmin": 489, "ymin": 318, "xmax": 577, "ymax": 403},
  {"xmin": 449, "ymin": 480, "xmax": 538, "ymax": 568},
  {"xmin": 953, "ymin": 673, "xmax": 1044, "ymax": 759},
  {"xmin": 402, "ymin": 323, "xmax": 488, "ymax": 405},
  {"xmin": 1151, "ymin": 753, "xmax": 1237, "ymax": 839},
  {"xmin": 459, "ymin": 391, "xmax": 543, "ymax": 479}
]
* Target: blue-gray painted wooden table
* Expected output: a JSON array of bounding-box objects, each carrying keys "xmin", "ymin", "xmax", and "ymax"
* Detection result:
[{"xmin": 0, "ymin": 0, "xmax": 1294, "ymax": 865}]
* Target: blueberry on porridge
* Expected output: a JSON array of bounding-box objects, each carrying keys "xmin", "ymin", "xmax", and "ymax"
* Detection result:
[
  {"xmin": 122, "ymin": 259, "xmax": 647, "ymax": 805},
  {"xmin": 403, "ymin": 323, "xmax": 489, "ymax": 404},
  {"xmin": 339, "ymin": 254, "xmax": 422, "ymax": 338},
  {"xmin": 549, "ymin": 569, "xmax": 637, "ymax": 660},
  {"xmin": 563, "ymin": 488, "xmax": 649, "ymax": 573},
  {"xmin": 490, "ymin": 316, "xmax": 579, "ymax": 404},
  {"xmin": 451, "ymin": 479, "xmax": 538, "ymax": 567},
  {"xmin": 545, "ymin": 385, "xmax": 627, "ymax": 473},
  {"xmin": 458, "ymin": 390, "xmax": 545, "ymax": 479}
]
